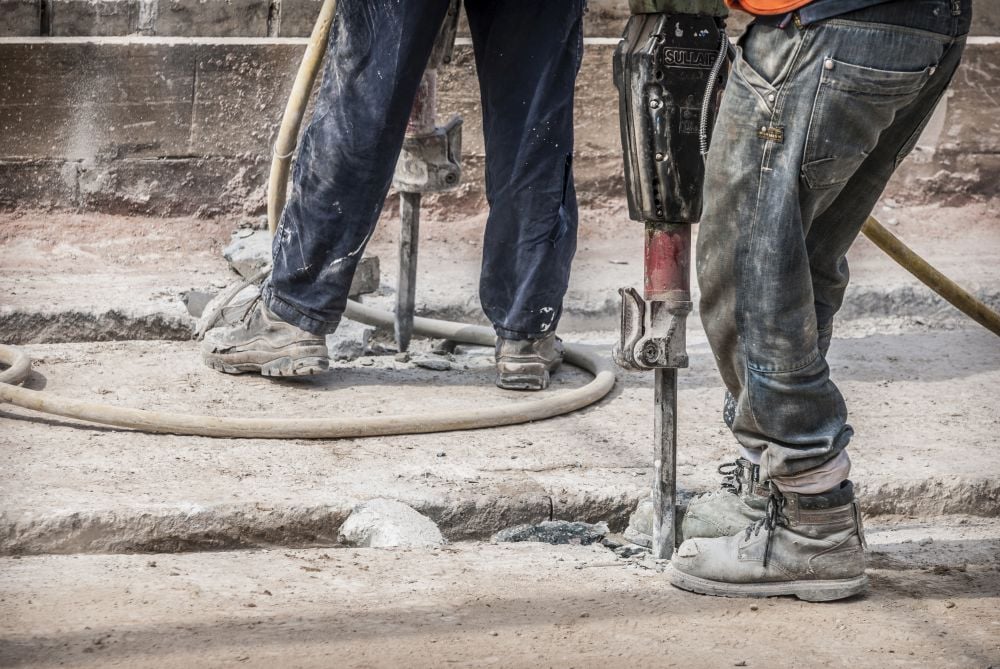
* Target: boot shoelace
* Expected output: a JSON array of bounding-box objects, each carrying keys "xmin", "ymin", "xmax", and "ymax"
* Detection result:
[
  {"xmin": 227, "ymin": 292, "xmax": 263, "ymax": 327},
  {"xmin": 744, "ymin": 492, "xmax": 787, "ymax": 568},
  {"xmin": 718, "ymin": 460, "xmax": 745, "ymax": 495}
]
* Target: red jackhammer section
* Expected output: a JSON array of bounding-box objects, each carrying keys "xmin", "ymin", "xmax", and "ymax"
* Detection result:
[{"xmin": 644, "ymin": 224, "xmax": 692, "ymax": 303}]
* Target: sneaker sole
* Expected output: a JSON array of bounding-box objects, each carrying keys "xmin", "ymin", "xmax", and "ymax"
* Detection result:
[
  {"xmin": 205, "ymin": 355, "xmax": 330, "ymax": 377},
  {"xmin": 667, "ymin": 565, "xmax": 868, "ymax": 602}
]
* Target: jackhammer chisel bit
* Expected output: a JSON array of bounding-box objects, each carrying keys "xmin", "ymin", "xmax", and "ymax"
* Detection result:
[
  {"xmin": 613, "ymin": 1, "xmax": 729, "ymax": 559},
  {"xmin": 391, "ymin": 1, "xmax": 462, "ymax": 353}
]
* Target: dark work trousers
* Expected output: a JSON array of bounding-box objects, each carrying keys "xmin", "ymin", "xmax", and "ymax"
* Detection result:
[{"xmin": 265, "ymin": 0, "xmax": 585, "ymax": 339}]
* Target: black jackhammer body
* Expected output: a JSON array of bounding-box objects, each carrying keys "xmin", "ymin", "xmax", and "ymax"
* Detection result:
[{"xmin": 613, "ymin": 0, "xmax": 729, "ymax": 558}]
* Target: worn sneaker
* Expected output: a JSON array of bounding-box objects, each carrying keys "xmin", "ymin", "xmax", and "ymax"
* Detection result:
[
  {"xmin": 202, "ymin": 298, "xmax": 330, "ymax": 377},
  {"xmin": 495, "ymin": 333, "xmax": 564, "ymax": 391},
  {"xmin": 669, "ymin": 481, "xmax": 868, "ymax": 602},
  {"xmin": 625, "ymin": 458, "xmax": 769, "ymax": 547}
]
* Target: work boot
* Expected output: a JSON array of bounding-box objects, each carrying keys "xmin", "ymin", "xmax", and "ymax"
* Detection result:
[
  {"xmin": 202, "ymin": 298, "xmax": 330, "ymax": 377},
  {"xmin": 624, "ymin": 459, "xmax": 769, "ymax": 547},
  {"xmin": 495, "ymin": 333, "xmax": 564, "ymax": 391},
  {"xmin": 669, "ymin": 481, "xmax": 868, "ymax": 602}
]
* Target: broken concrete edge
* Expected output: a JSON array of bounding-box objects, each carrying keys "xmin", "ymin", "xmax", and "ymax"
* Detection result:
[
  {"xmin": 3, "ymin": 283, "xmax": 998, "ymax": 345},
  {"xmin": 0, "ymin": 475, "xmax": 996, "ymax": 555},
  {"xmin": 0, "ymin": 308, "xmax": 195, "ymax": 345}
]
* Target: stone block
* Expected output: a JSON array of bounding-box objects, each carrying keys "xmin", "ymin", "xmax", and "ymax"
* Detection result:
[
  {"xmin": 0, "ymin": 42, "xmax": 195, "ymax": 160},
  {"xmin": 49, "ymin": 0, "xmax": 138, "ymax": 36},
  {"xmin": 77, "ymin": 156, "xmax": 269, "ymax": 215},
  {"xmin": 972, "ymin": 0, "xmax": 1000, "ymax": 36},
  {"xmin": 156, "ymin": 0, "xmax": 269, "ymax": 37},
  {"xmin": 189, "ymin": 43, "xmax": 302, "ymax": 155},
  {"xmin": 276, "ymin": 0, "xmax": 322, "ymax": 37},
  {"xmin": 939, "ymin": 43, "xmax": 1000, "ymax": 154},
  {"xmin": 0, "ymin": 159, "xmax": 79, "ymax": 210},
  {"xmin": 0, "ymin": 0, "xmax": 41, "ymax": 36}
]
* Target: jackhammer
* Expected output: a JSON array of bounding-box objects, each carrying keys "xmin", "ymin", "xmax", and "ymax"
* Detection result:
[{"xmin": 613, "ymin": 0, "xmax": 730, "ymax": 559}]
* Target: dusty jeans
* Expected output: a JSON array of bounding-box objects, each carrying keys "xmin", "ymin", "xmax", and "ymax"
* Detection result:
[
  {"xmin": 698, "ymin": 0, "xmax": 971, "ymax": 493},
  {"xmin": 265, "ymin": 0, "xmax": 584, "ymax": 339}
]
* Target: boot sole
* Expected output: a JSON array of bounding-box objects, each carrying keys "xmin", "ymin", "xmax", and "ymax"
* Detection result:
[
  {"xmin": 496, "ymin": 369, "xmax": 550, "ymax": 391},
  {"xmin": 667, "ymin": 565, "xmax": 868, "ymax": 602},
  {"xmin": 205, "ymin": 355, "xmax": 330, "ymax": 377}
]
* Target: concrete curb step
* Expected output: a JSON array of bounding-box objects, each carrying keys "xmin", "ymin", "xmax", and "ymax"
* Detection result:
[
  {"xmin": 3, "ymin": 476, "xmax": 997, "ymax": 555},
  {"xmin": 3, "ymin": 284, "xmax": 998, "ymax": 345}
]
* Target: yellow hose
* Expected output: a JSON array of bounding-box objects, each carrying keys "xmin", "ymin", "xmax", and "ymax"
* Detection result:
[{"xmin": 267, "ymin": 0, "xmax": 338, "ymax": 236}]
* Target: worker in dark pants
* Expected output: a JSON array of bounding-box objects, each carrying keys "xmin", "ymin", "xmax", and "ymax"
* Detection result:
[
  {"xmin": 627, "ymin": 0, "xmax": 972, "ymax": 600},
  {"xmin": 204, "ymin": 1, "xmax": 584, "ymax": 391}
]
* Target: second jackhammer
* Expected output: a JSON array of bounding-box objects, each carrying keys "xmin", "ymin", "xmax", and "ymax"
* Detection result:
[
  {"xmin": 613, "ymin": 0, "xmax": 730, "ymax": 559},
  {"xmin": 391, "ymin": 1, "xmax": 463, "ymax": 353}
]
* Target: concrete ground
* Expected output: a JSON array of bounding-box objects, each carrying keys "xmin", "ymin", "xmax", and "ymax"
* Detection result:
[
  {"xmin": 1, "ymin": 196, "xmax": 998, "ymax": 665},
  {"xmin": 2, "ymin": 516, "xmax": 999, "ymax": 668},
  {"xmin": 3, "ymin": 198, "xmax": 999, "ymax": 343}
]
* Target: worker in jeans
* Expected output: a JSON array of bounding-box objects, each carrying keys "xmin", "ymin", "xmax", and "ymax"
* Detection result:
[
  {"xmin": 204, "ymin": 1, "xmax": 584, "ymax": 391},
  {"xmin": 631, "ymin": 0, "xmax": 972, "ymax": 600}
]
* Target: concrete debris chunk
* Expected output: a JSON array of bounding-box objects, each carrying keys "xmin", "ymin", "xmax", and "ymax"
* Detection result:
[
  {"xmin": 338, "ymin": 498, "xmax": 444, "ymax": 549},
  {"xmin": 326, "ymin": 319, "xmax": 372, "ymax": 362},
  {"xmin": 493, "ymin": 520, "xmax": 610, "ymax": 546},
  {"xmin": 222, "ymin": 229, "xmax": 272, "ymax": 279},
  {"xmin": 181, "ymin": 289, "xmax": 216, "ymax": 318},
  {"xmin": 413, "ymin": 356, "xmax": 452, "ymax": 371},
  {"xmin": 614, "ymin": 545, "xmax": 648, "ymax": 559}
]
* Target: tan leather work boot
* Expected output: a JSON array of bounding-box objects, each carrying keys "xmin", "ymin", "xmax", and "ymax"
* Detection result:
[
  {"xmin": 495, "ymin": 333, "xmax": 564, "ymax": 391},
  {"xmin": 625, "ymin": 459, "xmax": 769, "ymax": 548},
  {"xmin": 669, "ymin": 481, "xmax": 868, "ymax": 602},
  {"xmin": 202, "ymin": 298, "xmax": 330, "ymax": 377}
]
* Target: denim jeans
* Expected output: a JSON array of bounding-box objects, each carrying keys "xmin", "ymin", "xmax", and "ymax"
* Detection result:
[
  {"xmin": 265, "ymin": 0, "xmax": 585, "ymax": 340},
  {"xmin": 698, "ymin": 0, "xmax": 971, "ymax": 493}
]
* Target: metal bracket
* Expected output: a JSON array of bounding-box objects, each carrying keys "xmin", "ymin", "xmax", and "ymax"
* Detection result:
[
  {"xmin": 392, "ymin": 116, "xmax": 463, "ymax": 194},
  {"xmin": 613, "ymin": 286, "xmax": 691, "ymax": 370}
]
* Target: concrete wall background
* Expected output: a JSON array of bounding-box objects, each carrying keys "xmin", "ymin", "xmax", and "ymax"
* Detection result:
[
  {"xmin": 4, "ymin": 0, "xmax": 997, "ymax": 37},
  {"xmin": 1, "ymin": 2, "xmax": 997, "ymax": 216}
]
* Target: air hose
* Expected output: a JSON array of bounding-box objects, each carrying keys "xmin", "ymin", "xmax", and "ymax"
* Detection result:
[{"xmin": 0, "ymin": 0, "xmax": 996, "ymax": 439}]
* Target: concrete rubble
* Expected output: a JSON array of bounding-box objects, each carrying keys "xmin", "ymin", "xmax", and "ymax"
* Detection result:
[
  {"xmin": 338, "ymin": 498, "xmax": 445, "ymax": 549},
  {"xmin": 494, "ymin": 520, "xmax": 610, "ymax": 546}
]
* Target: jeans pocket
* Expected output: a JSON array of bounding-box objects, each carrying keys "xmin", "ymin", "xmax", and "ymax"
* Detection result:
[
  {"xmin": 732, "ymin": 45, "xmax": 781, "ymax": 115},
  {"xmin": 802, "ymin": 57, "xmax": 932, "ymax": 189}
]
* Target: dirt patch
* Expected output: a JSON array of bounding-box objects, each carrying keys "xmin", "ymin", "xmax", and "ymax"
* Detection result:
[{"xmin": 1, "ymin": 517, "xmax": 998, "ymax": 668}]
